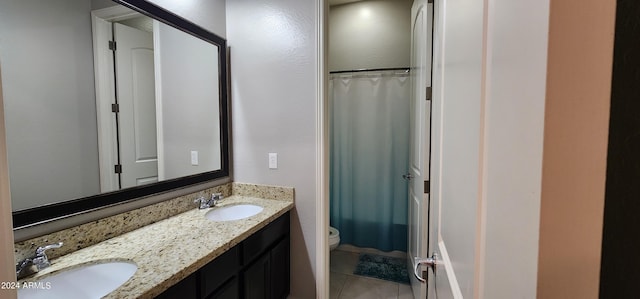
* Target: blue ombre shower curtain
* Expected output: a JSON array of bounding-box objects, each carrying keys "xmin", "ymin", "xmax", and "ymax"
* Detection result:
[{"xmin": 329, "ymin": 70, "xmax": 410, "ymax": 252}]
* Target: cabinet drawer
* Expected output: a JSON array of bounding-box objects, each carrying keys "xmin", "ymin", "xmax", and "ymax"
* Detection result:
[
  {"xmin": 242, "ymin": 213, "xmax": 290, "ymax": 265},
  {"xmin": 201, "ymin": 246, "xmax": 240, "ymax": 298}
]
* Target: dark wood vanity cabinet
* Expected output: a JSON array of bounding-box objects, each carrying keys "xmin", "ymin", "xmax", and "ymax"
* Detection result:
[
  {"xmin": 269, "ymin": 237, "xmax": 290, "ymax": 299},
  {"xmin": 242, "ymin": 211, "xmax": 291, "ymax": 299},
  {"xmin": 155, "ymin": 273, "xmax": 198, "ymax": 299},
  {"xmin": 208, "ymin": 277, "xmax": 239, "ymax": 299},
  {"xmin": 155, "ymin": 212, "xmax": 290, "ymax": 299},
  {"xmin": 242, "ymin": 236, "xmax": 290, "ymax": 299}
]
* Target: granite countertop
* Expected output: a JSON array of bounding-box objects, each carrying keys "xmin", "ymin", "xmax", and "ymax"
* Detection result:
[{"xmin": 19, "ymin": 195, "xmax": 294, "ymax": 298}]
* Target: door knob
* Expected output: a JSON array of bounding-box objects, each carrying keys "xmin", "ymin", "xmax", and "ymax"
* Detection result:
[
  {"xmin": 414, "ymin": 253, "xmax": 438, "ymax": 283},
  {"xmin": 403, "ymin": 173, "xmax": 414, "ymax": 180}
]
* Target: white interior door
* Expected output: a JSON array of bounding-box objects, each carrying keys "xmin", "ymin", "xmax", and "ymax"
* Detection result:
[
  {"xmin": 426, "ymin": 0, "xmax": 444, "ymax": 297},
  {"xmin": 427, "ymin": 0, "xmax": 482, "ymax": 297},
  {"xmin": 408, "ymin": 0, "xmax": 432, "ymax": 298},
  {"xmin": 114, "ymin": 23, "xmax": 158, "ymax": 188}
]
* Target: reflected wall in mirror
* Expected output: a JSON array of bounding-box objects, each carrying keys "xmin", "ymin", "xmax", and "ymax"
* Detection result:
[{"xmin": 0, "ymin": 0, "xmax": 229, "ymax": 227}]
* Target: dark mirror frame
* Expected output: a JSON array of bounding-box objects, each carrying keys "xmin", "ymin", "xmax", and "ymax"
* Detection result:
[{"xmin": 12, "ymin": 0, "xmax": 229, "ymax": 229}]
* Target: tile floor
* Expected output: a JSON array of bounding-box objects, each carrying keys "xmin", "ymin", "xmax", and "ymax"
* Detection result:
[{"xmin": 330, "ymin": 249, "xmax": 413, "ymax": 299}]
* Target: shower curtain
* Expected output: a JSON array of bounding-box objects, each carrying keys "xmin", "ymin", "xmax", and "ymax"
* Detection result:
[{"xmin": 330, "ymin": 70, "xmax": 410, "ymax": 252}]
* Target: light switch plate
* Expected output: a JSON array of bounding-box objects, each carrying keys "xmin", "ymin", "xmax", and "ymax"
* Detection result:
[
  {"xmin": 269, "ymin": 153, "xmax": 278, "ymax": 169},
  {"xmin": 191, "ymin": 151, "xmax": 198, "ymax": 166}
]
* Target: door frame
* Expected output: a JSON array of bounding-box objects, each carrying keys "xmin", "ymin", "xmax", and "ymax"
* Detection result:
[
  {"xmin": 91, "ymin": 6, "xmax": 144, "ymax": 192},
  {"xmin": 0, "ymin": 61, "xmax": 18, "ymax": 295},
  {"xmin": 316, "ymin": 0, "xmax": 329, "ymax": 298}
]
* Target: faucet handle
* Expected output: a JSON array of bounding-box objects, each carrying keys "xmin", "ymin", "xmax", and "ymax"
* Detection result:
[
  {"xmin": 32, "ymin": 242, "xmax": 63, "ymax": 271},
  {"xmin": 211, "ymin": 193, "xmax": 223, "ymax": 205},
  {"xmin": 35, "ymin": 242, "xmax": 63, "ymax": 255},
  {"xmin": 194, "ymin": 195, "xmax": 210, "ymax": 209}
]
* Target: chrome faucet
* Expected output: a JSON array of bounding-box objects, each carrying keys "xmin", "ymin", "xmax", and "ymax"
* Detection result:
[
  {"xmin": 16, "ymin": 242, "xmax": 63, "ymax": 279},
  {"xmin": 194, "ymin": 193, "xmax": 224, "ymax": 209}
]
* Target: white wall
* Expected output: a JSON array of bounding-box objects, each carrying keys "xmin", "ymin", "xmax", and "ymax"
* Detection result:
[
  {"xmin": 226, "ymin": 1, "xmax": 319, "ymax": 297},
  {"xmin": 154, "ymin": 22, "xmax": 221, "ymax": 180},
  {"xmin": 432, "ymin": 0, "xmax": 550, "ymax": 297},
  {"xmin": 329, "ymin": 0, "xmax": 411, "ymax": 71},
  {"xmin": 0, "ymin": 0, "xmax": 101, "ymax": 210},
  {"xmin": 481, "ymin": 0, "xmax": 549, "ymax": 297},
  {"xmin": 432, "ymin": 0, "xmax": 484, "ymax": 296}
]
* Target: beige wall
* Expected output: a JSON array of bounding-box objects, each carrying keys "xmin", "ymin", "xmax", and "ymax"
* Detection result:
[
  {"xmin": 329, "ymin": 0, "xmax": 412, "ymax": 71},
  {"xmin": 0, "ymin": 64, "xmax": 17, "ymax": 298},
  {"xmin": 226, "ymin": 1, "xmax": 319, "ymax": 297},
  {"xmin": 155, "ymin": 22, "xmax": 221, "ymax": 180},
  {"xmin": 0, "ymin": 0, "xmax": 101, "ymax": 211},
  {"xmin": 537, "ymin": 0, "xmax": 615, "ymax": 297}
]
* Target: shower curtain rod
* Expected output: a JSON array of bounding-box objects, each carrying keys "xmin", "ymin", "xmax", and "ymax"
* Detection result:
[{"xmin": 329, "ymin": 67, "xmax": 410, "ymax": 74}]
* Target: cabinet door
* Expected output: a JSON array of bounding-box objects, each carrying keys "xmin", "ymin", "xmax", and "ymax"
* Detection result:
[
  {"xmin": 243, "ymin": 253, "xmax": 270, "ymax": 299},
  {"xmin": 207, "ymin": 277, "xmax": 239, "ymax": 299},
  {"xmin": 201, "ymin": 247, "xmax": 239, "ymax": 298},
  {"xmin": 270, "ymin": 237, "xmax": 290, "ymax": 299}
]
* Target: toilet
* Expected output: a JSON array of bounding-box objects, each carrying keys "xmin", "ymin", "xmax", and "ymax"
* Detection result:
[{"xmin": 329, "ymin": 226, "xmax": 340, "ymax": 251}]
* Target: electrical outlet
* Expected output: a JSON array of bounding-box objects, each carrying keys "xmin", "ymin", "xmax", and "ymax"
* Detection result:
[{"xmin": 269, "ymin": 153, "xmax": 278, "ymax": 169}]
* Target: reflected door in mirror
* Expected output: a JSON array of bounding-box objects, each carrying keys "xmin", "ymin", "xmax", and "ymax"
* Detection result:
[{"xmin": 114, "ymin": 22, "xmax": 159, "ymax": 189}]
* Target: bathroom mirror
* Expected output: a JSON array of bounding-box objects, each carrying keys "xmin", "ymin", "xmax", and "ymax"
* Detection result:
[{"xmin": 1, "ymin": 0, "xmax": 229, "ymax": 228}]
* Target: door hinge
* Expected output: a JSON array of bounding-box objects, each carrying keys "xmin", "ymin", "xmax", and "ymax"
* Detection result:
[
  {"xmin": 111, "ymin": 103, "xmax": 119, "ymax": 113},
  {"xmin": 114, "ymin": 164, "xmax": 122, "ymax": 174},
  {"xmin": 109, "ymin": 40, "xmax": 117, "ymax": 51},
  {"xmin": 424, "ymin": 180, "xmax": 430, "ymax": 194},
  {"xmin": 426, "ymin": 87, "xmax": 432, "ymax": 101}
]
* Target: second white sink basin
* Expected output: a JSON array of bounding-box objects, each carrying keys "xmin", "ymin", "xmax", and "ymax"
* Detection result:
[
  {"xmin": 18, "ymin": 261, "xmax": 137, "ymax": 299},
  {"xmin": 205, "ymin": 204, "xmax": 264, "ymax": 221}
]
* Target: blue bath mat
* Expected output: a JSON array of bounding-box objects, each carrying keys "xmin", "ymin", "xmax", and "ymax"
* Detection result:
[{"xmin": 353, "ymin": 253, "xmax": 410, "ymax": 284}]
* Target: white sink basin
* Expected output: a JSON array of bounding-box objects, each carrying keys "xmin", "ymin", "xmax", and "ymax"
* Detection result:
[
  {"xmin": 205, "ymin": 204, "xmax": 264, "ymax": 221},
  {"xmin": 18, "ymin": 261, "xmax": 137, "ymax": 299}
]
